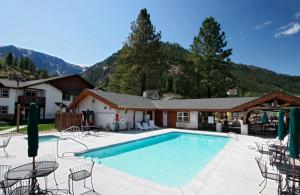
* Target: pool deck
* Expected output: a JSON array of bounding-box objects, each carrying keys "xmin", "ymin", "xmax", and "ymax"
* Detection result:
[{"xmin": 1, "ymin": 129, "xmax": 278, "ymax": 195}]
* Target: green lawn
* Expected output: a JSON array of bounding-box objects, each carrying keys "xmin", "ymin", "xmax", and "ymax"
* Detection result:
[
  {"xmin": 20, "ymin": 123, "xmax": 56, "ymax": 132},
  {"xmin": 0, "ymin": 125, "xmax": 15, "ymax": 131}
]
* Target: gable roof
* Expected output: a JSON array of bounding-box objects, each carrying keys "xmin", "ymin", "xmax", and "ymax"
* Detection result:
[
  {"xmin": 0, "ymin": 75, "xmax": 94, "ymax": 89},
  {"xmin": 69, "ymin": 89, "xmax": 261, "ymax": 111}
]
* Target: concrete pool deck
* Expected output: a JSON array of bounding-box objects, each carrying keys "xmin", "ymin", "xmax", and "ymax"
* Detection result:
[{"xmin": 1, "ymin": 129, "xmax": 278, "ymax": 195}]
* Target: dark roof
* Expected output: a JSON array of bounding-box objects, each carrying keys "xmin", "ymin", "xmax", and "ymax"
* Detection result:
[
  {"xmin": 83, "ymin": 89, "xmax": 259, "ymax": 110},
  {"xmin": 88, "ymin": 89, "xmax": 157, "ymax": 109},
  {"xmin": 0, "ymin": 75, "xmax": 93, "ymax": 88}
]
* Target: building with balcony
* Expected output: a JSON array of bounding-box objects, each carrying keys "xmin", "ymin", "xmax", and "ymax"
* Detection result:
[{"xmin": 0, "ymin": 75, "xmax": 93, "ymax": 119}]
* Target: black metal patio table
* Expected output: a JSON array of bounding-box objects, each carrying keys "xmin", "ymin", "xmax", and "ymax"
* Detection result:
[
  {"xmin": 275, "ymin": 162, "xmax": 300, "ymax": 193},
  {"xmin": 5, "ymin": 161, "xmax": 59, "ymax": 194}
]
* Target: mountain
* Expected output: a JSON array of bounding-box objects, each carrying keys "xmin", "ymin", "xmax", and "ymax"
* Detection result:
[
  {"xmin": 0, "ymin": 45, "xmax": 85, "ymax": 75},
  {"xmin": 82, "ymin": 43, "xmax": 300, "ymax": 97}
]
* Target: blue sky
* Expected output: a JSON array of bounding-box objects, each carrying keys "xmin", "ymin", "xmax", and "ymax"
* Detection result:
[{"xmin": 1, "ymin": 0, "xmax": 300, "ymax": 75}]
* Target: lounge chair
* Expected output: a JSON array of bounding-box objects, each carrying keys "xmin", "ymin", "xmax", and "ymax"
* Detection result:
[
  {"xmin": 149, "ymin": 120, "xmax": 159, "ymax": 129},
  {"xmin": 0, "ymin": 136, "xmax": 11, "ymax": 158},
  {"xmin": 142, "ymin": 122, "xmax": 151, "ymax": 130},
  {"xmin": 136, "ymin": 123, "xmax": 147, "ymax": 131}
]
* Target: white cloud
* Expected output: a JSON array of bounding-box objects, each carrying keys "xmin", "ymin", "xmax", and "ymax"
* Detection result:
[
  {"xmin": 253, "ymin": 21, "xmax": 272, "ymax": 30},
  {"xmin": 294, "ymin": 10, "xmax": 300, "ymax": 19},
  {"xmin": 275, "ymin": 22, "xmax": 300, "ymax": 38}
]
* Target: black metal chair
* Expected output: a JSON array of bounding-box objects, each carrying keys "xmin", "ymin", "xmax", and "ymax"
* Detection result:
[
  {"xmin": 36, "ymin": 154, "xmax": 59, "ymax": 190},
  {"xmin": 68, "ymin": 161, "xmax": 95, "ymax": 195},
  {"xmin": 10, "ymin": 180, "xmax": 31, "ymax": 195},
  {"xmin": 255, "ymin": 157, "xmax": 282, "ymax": 193},
  {"xmin": 255, "ymin": 142, "xmax": 272, "ymax": 158},
  {"xmin": 0, "ymin": 137, "xmax": 11, "ymax": 158},
  {"xmin": 0, "ymin": 165, "xmax": 18, "ymax": 195}
]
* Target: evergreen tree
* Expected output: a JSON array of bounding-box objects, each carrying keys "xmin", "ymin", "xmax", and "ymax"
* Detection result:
[
  {"xmin": 18, "ymin": 57, "xmax": 25, "ymax": 69},
  {"xmin": 108, "ymin": 8, "xmax": 161, "ymax": 95},
  {"xmin": 5, "ymin": 52, "xmax": 14, "ymax": 65},
  {"xmin": 28, "ymin": 59, "xmax": 36, "ymax": 71},
  {"xmin": 13, "ymin": 57, "xmax": 18, "ymax": 66},
  {"xmin": 191, "ymin": 17, "xmax": 235, "ymax": 97},
  {"xmin": 24, "ymin": 57, "xmax": 30, "ymax": 70}
]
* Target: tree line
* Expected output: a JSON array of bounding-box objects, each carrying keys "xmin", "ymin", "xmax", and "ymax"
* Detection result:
[
  {"xmin": 0, "ymin": 52, "xmax": 48, "ymax": 78},
  {"xmin": 107, "ymin": 8, "xmax": 235, "ymax": 98}
]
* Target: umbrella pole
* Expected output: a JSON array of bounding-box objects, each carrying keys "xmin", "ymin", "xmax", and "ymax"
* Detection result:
[
  {"xmin": 31, "ymin": 157, "xmax": 36, "ymax": 194},
  {"xmin": 293, "ymin": 158, "xmax": 295, "ymax": 193}
]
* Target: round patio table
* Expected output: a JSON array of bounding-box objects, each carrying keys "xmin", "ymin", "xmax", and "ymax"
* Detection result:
[
  {"xmin": 275, "ymin": 162, "xmax": 300, "ymax": 192},
  {"xmin": 5, "ymin": 161, "xmax": 59, "ymax": 194}
]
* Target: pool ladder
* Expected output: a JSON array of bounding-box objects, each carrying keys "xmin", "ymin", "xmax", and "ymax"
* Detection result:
[{"xmin": 56, "ymin": 137, "xmax": 88, "ymax": 158}]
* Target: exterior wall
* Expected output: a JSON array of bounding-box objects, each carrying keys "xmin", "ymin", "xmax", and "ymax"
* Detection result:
[
  {"xmin": 77, "ymin": 96, "xmax": 116, "ymax": 130},
  {"xmin": 163, "ymin": 111, "xmax": 168, "ymax": 127},
  {"xmin": 135, "ymin": 111, "xmax": 144, "ymax": 125},
  {"xmin": 31, "ymin": 83, "xmax": 62, "ymax": 116},
  {"xmin": 0, "ymin": 88, "xmax": 18, "ymax": 114},
  {"xmin": 176, "ymin": 111, "xmax": 198, "ymax": 129}
]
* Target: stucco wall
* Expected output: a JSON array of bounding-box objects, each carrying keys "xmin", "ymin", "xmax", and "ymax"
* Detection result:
[
  {"xmin": 31, "ymin": 83, "xmax": 62, "ymax": 116},
  {"xmin": 0, "ymin": 88, "xmax": 18, "ymax": 114}
]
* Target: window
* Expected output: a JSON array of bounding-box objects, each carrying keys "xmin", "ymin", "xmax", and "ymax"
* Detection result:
[
  {"xmin": 0, "ymin": 88, "xmax": 9, "ymax": 97},
  {"xmin": 0, "ymin": 106, "xmax": 8, "ymax": 114},
  {"xmin": 62, "ymin": 93, "xmax": 71, "ymax": 101},
  {"xmin": 25, "ymin": 90, "xmax": 38, "ymax": 97},
  {"xmin": 177, "ymin": 112, "xmax": 189, "ymax": 123}
]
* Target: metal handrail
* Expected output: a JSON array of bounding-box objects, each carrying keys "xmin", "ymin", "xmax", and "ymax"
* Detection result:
[{"xmin": 56, "ymin": 137, "xmax": 88, "ymax": 158}]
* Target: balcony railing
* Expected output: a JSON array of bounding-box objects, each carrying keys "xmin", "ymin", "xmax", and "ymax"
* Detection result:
[{"xmin": 18, "ymin": 96, "xmax": 46, "ymax": 106}]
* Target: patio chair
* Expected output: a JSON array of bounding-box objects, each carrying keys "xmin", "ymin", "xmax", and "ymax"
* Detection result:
[
  {"xmin": 10, "ymin": 180, "xmax": 31, "ymax": 195},
  {"xmin": 255, "ymin": 142, "xmax": 272, "ymax": 158},
  {"xmin": 0, "ymin": 137, "xmax": 11, "ymax": 158},
  {"xmin": 136, "ymin": 123, "xmax": 147, "ymax": 131},
  {"xmin": 0, "ymin": 165, "xmax": 18, "ymax": 195},
  {"xmin": 68, "ymin": 161, "xmax": 95, "ymax": 195},
  {"xmin": 142, "ymin": 122, "xmax": 151, "ymax": 130},
  {"xmin": 149, "ymin": 120, "xmax": 159, "ymax": 129},
  {"xmin": 36, "ymin": 154, "xmax": 59, "ymax": 189},
  {"xmin": 255, "ymin": 157, "xmax": 282, "ymax": 193}
]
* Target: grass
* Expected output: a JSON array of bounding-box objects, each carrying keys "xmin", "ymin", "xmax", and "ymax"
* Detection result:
[
  {"xmin": 0, "ymin": 125, "xmax": 15, "ymax": 131},
  {"xmin": 19, "ymin": 123, "xmax": 56, "ymax": 133}
]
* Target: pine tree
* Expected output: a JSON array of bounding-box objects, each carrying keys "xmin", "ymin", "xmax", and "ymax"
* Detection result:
[
  {"xmin": 191, "ymin": 17, "xmax": 235, "ymax": 97},
  {"xmin": 13, "ymin": 57, "xmax": 18, "ymax": 66},
  {"xmin": 108, "ymin": 8, "xmax": 161, "ymax": 95},
  {"xmin": 18, "ymin": 57, "xmax": 25, "ymax": 69},
  {"xmin": 24, "ymin": 57, "xmax": 30, "ymax": 70},
  {"xmin": 5, "ymin": 52, "xmax": 14, "ymax": 65}
]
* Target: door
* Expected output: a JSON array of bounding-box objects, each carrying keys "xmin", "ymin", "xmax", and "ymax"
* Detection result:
[
  {"xmin": 167, "ymin": 111, "xmax": 177, "ymax": 128},
  {"xmin": 155, "ymin": 111, "xmax": 163, "ymax": 127}
]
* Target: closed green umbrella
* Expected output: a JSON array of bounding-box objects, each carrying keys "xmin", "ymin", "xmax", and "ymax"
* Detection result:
[
  {"xmin": 278, "ymin": 110, "xmax": 285, "ymax": 140},
  {"xmin": 288, "ymin": 107, "xmax": 300, "ymax": 191},
  {"xmin": 27, "ymin": 103, "xmax": 39, "ymax": 193},
  {"xmin": 262, "ymin": 112, "xmax": 269, "ymax": 124},
  {"xmin": 27, "ymin": 103, "xmax": 39, "ymax": 158}
]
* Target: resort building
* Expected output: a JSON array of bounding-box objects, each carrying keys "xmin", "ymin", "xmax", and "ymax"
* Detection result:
[
  {"xmin": 69, "ymin": 89, "xmax": 300, "ymax": 134},
  {"xmin": 0, "ymin": 75, "xmax": 93, "ymax": 119}
]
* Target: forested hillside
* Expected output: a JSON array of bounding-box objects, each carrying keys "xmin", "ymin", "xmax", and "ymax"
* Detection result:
[{"xmin": 83, "ymin": 8, "xmax": 300, "ymax": 98}]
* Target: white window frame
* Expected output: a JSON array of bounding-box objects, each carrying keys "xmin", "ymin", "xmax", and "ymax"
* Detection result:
[
  {"xmin": 177, "ymin": 112, "xmax": 190, "ymax": 123},
  {"xmin": 0, "ymin": 88, "xmax": 9, "ymax": 98},
  {"xmin": 0, "ymin": 106, "xmax": 8, "ymax": 114}
]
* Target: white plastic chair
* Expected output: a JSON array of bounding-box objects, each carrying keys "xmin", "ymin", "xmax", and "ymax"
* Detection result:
[
  {"xmin": 142, "ymin": 122, "xmax": 151, "ymax": 130},
  {"xmin": 136, "ymin": 123, "xmax": 146, "ymax": 131},
  {"xmin": 149, "ymin": 120, "xmax": 159, "ymax": 129},
  {"xmin": 0, "ymin": 137, "xmax": 11, "ymax": 158}
]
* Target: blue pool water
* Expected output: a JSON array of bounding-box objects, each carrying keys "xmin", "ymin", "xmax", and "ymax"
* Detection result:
[
  {"xmin": 25, "ymin": 135, "xmax": 59, "ymax": 143},
  {"xmin": 77, "ymin": 132, "xmax": 229, "ymax": 187}
]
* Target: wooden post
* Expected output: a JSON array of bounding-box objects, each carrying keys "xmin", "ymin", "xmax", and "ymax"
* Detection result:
[
  {"xmin": 133, "ymin": 110, "xmax": 136, "ymax": 129},
  {"xmin": 16, "ymin": 104, "xmax": 21, "ymax": 132}
]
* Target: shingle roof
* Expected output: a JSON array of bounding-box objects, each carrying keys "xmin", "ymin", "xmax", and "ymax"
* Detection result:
[
  {"xmin": 87, "ymin": 89, "xmax": 258, "ymax": 110},
  {"xmin": 0, "ymin": 79, "xmax": 20, "ymax": 88},
  {"xmin": 152, "ymin": 97, "xmax": 258, "ymax": 110},
  {"xmin": 88, "ymin": 89, "xmax": 157, "ymax": 109}
]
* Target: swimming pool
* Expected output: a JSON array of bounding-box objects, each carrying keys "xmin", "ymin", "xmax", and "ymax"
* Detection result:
[
  {"xmin": 77, "ymin": 132, "xmax": 229, "ymax": 187},
  {"xmin": 25, "ymin": 135, "xmax": 59, "ymax": 143}
]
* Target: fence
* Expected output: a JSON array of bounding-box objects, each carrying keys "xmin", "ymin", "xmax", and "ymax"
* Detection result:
[{"xmin": 55, "ymin": 112, "xmax": 81, "ymax": 130}]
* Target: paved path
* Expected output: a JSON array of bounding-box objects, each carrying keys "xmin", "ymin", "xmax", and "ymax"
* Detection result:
[{"xmin": 0, "ymin": 125, "xmax": 26, "ymax": 134}]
